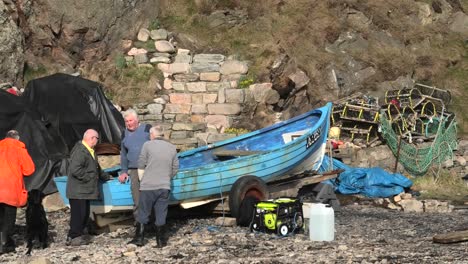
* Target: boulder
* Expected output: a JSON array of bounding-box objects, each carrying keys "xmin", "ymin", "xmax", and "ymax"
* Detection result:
[
  {"xmin": 288, "ymin": 70, "xmax": 310, "ymax": 89},
  {"xmin": 150, "ymin": 29, "xmax": 168, "ymax": 40},
  {"xmin": 137, "ymin": 28, "xmax": 150, "ymax": 42},
  {"xmin": 449, "ymin": 12, "xmax": 468, "ymax": 36},
  {"xmin": 43, "ymin": 192, "xmax": 66, "ymax": 212},
  {"xmin": 220, "ymin": 60, "xmax": 248, "ymax": 75},
  {"xmin": 155, "ymin": 40, "xmax": 176, "ymax": 53},
  {"xmin": 399, "ymin": 199, "xmax": 424, "ymax": 213}
]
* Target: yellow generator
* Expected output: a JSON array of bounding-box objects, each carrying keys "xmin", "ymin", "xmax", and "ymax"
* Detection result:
[{"xmin": 249, "ymin": 198, "xmax": 304, "ymax": 236}]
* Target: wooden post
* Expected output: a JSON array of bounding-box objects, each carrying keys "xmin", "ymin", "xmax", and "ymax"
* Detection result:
[
  {"xmin": 394, "ymin": 136, "xmax": 402, "ymax": 173},
  {"xmin": 433, "ymin": 230, "xmax": 468, "ymax": 244}
]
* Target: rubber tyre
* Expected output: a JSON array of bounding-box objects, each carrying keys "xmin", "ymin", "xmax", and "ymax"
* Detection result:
[
  {"xmin": 229, "ymin": 176, "xmax": 269, "ymax": 220},
  {"xmin": 278, "ymin": 224, "xmax": 289, "ymax": 236},
  {"xmin": 294, "ymin": 213, "xmax": 304, "ymax": 230},
  {"xmin": 236, "ymin": 196, "xmax": 259, "ymax": 227}
]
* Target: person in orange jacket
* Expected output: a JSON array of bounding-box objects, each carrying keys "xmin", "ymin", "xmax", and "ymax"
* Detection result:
[{"xmin": 0, "ymin": 130, "xmax": 35, "ymax": 255}]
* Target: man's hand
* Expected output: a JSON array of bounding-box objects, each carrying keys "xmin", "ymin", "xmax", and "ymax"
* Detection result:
[
  {"xmin": 118, "ymin": 172, "xmax": 129, "ymax": 183},
  {"xmin": 137, "ymin": 169, "xmax": 145, "ymax": 181}
]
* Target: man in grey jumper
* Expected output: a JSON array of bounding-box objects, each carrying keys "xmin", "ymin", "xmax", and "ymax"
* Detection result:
[{"xmin": 129, "ymin": 125, "xmax": 179, "ymax": 248}]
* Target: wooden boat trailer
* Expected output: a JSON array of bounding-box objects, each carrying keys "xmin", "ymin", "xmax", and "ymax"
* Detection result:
[
  {"xmin": 92, "ymin": 170, "xmax": 341, "ymax": 227},
  {"xmin": 268, "ymin": 170, "xmax": 342, "ymax": 211},
  {"xmin": 210, "ymin": 170, "xmax": 342, "ymax": 215}
]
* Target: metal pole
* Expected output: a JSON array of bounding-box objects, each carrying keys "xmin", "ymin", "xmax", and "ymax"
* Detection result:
[{"xmin": 394, "ymin": 136, "xmax": 402, "ymax": 173}]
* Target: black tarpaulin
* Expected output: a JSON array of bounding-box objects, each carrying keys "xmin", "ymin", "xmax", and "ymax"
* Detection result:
[{"xmin": 0, "ymin": 73, "xmax": 124, "ymax": 194}]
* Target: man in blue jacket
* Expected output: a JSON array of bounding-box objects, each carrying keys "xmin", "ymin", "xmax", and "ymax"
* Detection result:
[{"xmin": 118, "ymin": 109, "xmax": 151, "ymax": 219}]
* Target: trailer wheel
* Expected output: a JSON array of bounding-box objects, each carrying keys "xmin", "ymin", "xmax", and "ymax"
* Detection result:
[{"xmin": 229, "ymin": 176, "xmax": 268, "ymax": 226}]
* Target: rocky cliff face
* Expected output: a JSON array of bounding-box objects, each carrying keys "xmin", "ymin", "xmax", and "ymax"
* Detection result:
[
  {"xmin": 0, "ymin": 1, "xmax": 24, "ymax": 85},
  {"xmin": 0, "ymin": 0, "xmax": 159, "ymax": 86},
  {"xmin": 1, "ymin": 0, "xmax": 467, "ymax": 132}
]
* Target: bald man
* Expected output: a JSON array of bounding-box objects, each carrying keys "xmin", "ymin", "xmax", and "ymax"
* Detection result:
[{"xmin": 65, "ymin": 129, "xmax": 111, "ymax": 246}]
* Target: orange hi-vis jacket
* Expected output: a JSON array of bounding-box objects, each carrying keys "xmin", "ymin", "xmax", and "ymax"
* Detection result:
[{"xmin": 0, "ymin": 138, "xmax": 35, "ymax": 207}]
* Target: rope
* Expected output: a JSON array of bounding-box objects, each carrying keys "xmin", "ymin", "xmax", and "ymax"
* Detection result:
[{"xmin": 218, "ymin": 173, "xmax": 225, "ymax": 227}]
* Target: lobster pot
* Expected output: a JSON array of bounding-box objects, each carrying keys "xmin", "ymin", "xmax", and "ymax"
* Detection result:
[{"xmin": 309, "ymin": 203, "xmax": 334, "ymax": 241}]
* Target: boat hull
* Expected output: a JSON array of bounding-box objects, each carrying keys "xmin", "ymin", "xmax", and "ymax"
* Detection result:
[{"xmin": 54, "ymin": 103, "xmax": 331, "ymax": 213}]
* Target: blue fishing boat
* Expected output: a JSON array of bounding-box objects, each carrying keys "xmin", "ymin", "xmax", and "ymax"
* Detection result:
[{"xmin": 54, "ymin": 102, "xmax": 331, "ymax": 221}]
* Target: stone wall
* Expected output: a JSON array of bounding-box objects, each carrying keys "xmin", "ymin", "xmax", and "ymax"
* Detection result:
[{"xmin": 125, "ymin": 28, "xmax": 280, "ymax": 150}]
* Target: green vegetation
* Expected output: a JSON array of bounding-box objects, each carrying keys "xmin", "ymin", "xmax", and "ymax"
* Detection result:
[
  {"xmin": 230, "ymin": 39, "xmax": 248, "ymax": 53},
  {"xmin": 187, "ymin": 0, "xmax": 240, "ymax": 15},
  {"xmin": 120, "ymin": 65, "xmax": 156, "ymax": 83},
  {"xmin": 133, "ymin": 41, "xmax": 156, "ymax": 52},
  {"xmin": 412, "ymin": 170, "xmax": 468, "ymax": 204},
  {"xmin": 158, "ymin": 0, "xmax": 276, "ymax": 79},
  {"xmin": 23, "ymin": 64, "xmax": 48, "ymax": 84},
  {"xmin": 104, "ymin": 88, "xmax": 115, "ymax": 101},
  {"xmin": 444, "ymin": 39, "xmax": 468, "ymax": 135},
  {"xmin": 109, "ymin": 62, "xmax": 159, "ymax": 106},
  {"xmin": 114, "ymin": 54, "xmax": 127, "ymax": 70},
  {"xmin": 160, "ymin": 15, "xmax": 187, "ymax": 29},
  {"xmin": 239, "ymin": 75, "xmax": 255, "ymax": 89},
  {"xmin": 148, "ymin": 19, "xmax": 161, "ymax": 31},
  {"xmin": 224, "ymin": 127, "xmax": 251, "ymax": 135}
]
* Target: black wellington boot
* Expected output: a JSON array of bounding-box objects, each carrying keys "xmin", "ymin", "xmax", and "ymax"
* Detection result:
[
  {"xmin": 154, "ymin": 225, "xmax": 165, "ymax": 248},
  {"xmin": 0, "ymin": 231, "xmax": 4, "ymax": 254},
  {"xmin": 128, "ymin": 223, "xmax": 145, "ymax": 246},
  {"xmin": 1, "ymin": 235, "xmax": 16, "ymax": 254}
]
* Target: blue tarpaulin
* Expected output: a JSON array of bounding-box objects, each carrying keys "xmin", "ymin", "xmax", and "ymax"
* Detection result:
[{"xmin": 319, "ymin": 155, "xmax": 413, "ymax": 198}]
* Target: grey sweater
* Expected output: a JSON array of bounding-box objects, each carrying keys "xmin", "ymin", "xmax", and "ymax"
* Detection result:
[{"xmin": 138, "ymin": 138, "xmax": 179, "ymax": 190}]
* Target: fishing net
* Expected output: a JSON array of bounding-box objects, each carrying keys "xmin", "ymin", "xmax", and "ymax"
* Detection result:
[{"xmin": 379, "ymin": 111, "xmax": 458, "ymax": 176}]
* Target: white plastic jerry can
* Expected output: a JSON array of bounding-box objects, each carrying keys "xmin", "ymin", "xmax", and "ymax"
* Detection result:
[{"xmin": 309, "ymin": 203, "xmax": 334, "ymax": 241}]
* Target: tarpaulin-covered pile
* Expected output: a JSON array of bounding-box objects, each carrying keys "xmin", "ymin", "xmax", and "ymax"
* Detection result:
[
  {"xmin": 320, "ymin": 156, "xmax": 413, "ymax": 198},
  {"xmin": 0, "ymin": 73, "xmax": 124, "ymax": 194}
]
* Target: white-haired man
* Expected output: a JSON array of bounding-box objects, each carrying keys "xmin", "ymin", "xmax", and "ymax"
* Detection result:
[{"xmin": 118, "ymin": 109, "xmax": 151, "ymax": 219}]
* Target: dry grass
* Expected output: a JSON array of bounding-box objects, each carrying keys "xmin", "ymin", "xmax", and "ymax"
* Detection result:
[
  {"xmin": 155, "ymin": 0, "xmax": 468, "ymax": 130},
  {"xmin": 412, "ymin": 169, "xmax": 468, "ymax": 204},
  {"xmin": 110, "ymin": 65, "xmax": 159, "ymax": 107}
]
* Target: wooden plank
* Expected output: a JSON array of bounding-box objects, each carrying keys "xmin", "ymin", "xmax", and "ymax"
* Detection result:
[
  {"xmin": 268, "ymin": 171, "xmax": 340, "ymax": 193},
  {"xmin": 180, "ymin": 197, "xmax": 224, "ymax": 209},
  {"xmin": 344, "ymin": 104, "xmax": 379, "ymax": 112},
  {"xmin": 340, "ymin": 116, "xmax": 378, "ymax": 124},
  {"xmin": 433, "ymin": 230, "xmax": 468, "ymax": 244},
  {"xmin": 453, "ymin": 205, "xmax": 468, "ymax": 210},
  {"xmin": 340, "ymin": 127, "xmax": 372, "ymax": 134},
  {"xmin": 213, "ymin": 149, "xmax": 265, "ymax": 157},
  {"xmin": 94, "ymin": 213, "xmax": 133, "ymax": 227}
]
